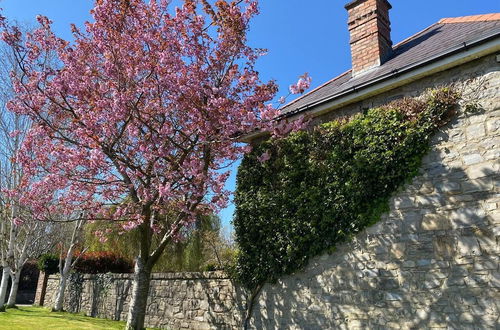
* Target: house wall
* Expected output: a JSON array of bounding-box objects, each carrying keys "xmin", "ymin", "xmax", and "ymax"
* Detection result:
[
  {"xmin": 249, "ymin": 53, "xmax": 500, "ymax": 329},
  {"xmin": 41, "ymin": 53, "xmax": 499, "ymax": 329}
]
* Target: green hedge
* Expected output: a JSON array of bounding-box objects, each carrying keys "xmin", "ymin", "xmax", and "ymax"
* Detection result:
[
  {"xmin": 234, "ymin": 88, "xmax": 459, "ymax": 290},
  {"xmin": 37, "ymin": 254, "xmax": 59, "ymax": 275}
]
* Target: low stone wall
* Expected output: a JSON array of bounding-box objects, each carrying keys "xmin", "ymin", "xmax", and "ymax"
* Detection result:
[{"xmin": 44, "ymin": 272, "xmax": 245, "ymax": 329}]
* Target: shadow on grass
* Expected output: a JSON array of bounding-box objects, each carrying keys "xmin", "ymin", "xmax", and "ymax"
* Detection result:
[{"xmin": 0, "ymin": 306, "xmax": 127, "ymax": 329}]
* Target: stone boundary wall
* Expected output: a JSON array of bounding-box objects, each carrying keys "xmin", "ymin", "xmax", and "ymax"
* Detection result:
[
  {"xmin": 40, "ymin": 54, "xmax": 499, "ymax": 329},
  {"xmin": 43, "ymin": 271, "xmax": 245, "ymax": 329}
]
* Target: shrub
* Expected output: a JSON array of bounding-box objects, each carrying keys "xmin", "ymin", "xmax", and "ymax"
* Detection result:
[
  {"xmin": 37, "ymin": 254, "xmax": 59, "ymax": 275},
  {"xmin": 203, "ymin": 263, "xmax": 219, "ymax": 272},
  {"xmin": 234, "ymin": 88, "xmax": 460, "ymax": 290},
  {"xmin": 73, "ymin": 251, "xmax": 134, "ymax": 274}
]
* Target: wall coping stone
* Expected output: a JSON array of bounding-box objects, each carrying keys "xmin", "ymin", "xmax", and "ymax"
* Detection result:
[{"xmin": 47, "ymin": 270, "xmax": 231, "ymax": 281}]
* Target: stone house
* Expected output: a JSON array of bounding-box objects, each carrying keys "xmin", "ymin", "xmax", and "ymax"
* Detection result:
[
  {"xmin": 38, "ymin": 1, "xmax": 499, "ymax": 329},
  {"xmin": 244, "ymin": 1, "xmax": 500, "ymax": 329}
]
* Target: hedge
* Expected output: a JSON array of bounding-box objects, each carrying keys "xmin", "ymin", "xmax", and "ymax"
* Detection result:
[{"xmin": 73, "ymin": 251, "xmax": 134, "ymax": 274}]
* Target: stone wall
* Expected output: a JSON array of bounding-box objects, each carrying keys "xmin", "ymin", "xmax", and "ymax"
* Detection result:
[
  {"xmin": 44, "ymin": 272, "xmax": 245, "ymax": 329},
  {"xmin": 41, "ymin": 54, "xmax": 499, "ymax": 329}
]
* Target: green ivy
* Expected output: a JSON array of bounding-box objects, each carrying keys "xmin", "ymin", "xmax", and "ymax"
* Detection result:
[{"xmin": 233, "ymin": 88, "xmax": 460, "ymax": 290}]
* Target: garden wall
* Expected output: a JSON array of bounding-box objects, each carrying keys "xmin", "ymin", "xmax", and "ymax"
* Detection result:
[
  {"xmin": 41, "ymin": 54, "xmax": 499, "ymax": 329},
  {"xmin": 43, "ymin": 272, "xmax": 245, "ymax": 329}
]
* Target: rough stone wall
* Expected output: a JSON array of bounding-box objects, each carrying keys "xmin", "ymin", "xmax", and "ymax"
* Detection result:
[
  {"xmin": 44, "ymin": 272, "xmax": 245, "ymax": 329},
  {"xmin": 249, "ymin": 54, "xmax": 500, "ymax": 329},
  {"xmin": 41, "ymin": 54, "xmax": 499, "ymax": 329}
]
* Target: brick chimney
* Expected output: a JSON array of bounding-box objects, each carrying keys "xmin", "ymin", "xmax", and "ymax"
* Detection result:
[{"xmin": 345, "ymin": 0, "xmax": 393, "ymax": 76}]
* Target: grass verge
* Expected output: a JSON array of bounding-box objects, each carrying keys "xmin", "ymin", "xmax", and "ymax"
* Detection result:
[{"xmin": 0, "ymin": 306, "xmax": 134, "ymax": 329}]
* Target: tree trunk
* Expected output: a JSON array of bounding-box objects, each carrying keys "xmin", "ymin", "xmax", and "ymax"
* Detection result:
[
  {"xmin": 6, "ymin": 271, "xmax": 20, "ymax": 307},
  {"xmin": 54, "ymin": 272, "xmax": 68, "ymax": 311},
  {"xmin": 1, "ymin": 220, "xmax": 16, "ymax": 307},
  {"xmin": 54, "ymin": 239, "xmax": 77, "ymax": 312},
  {"xmin": 0, "ymin": 267, "xmax": 10, "ymax": 306},
  {"xmin": 125, "ymin": 258, "xmax": 151, "ymax": 330}
]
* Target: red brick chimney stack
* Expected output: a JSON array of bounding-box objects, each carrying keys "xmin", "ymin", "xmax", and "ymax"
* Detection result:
[{"xmin": 345, "ymin": 0, "xmax": 393, "ymax": 76}]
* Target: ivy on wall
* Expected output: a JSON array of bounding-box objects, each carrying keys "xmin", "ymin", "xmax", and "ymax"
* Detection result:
[{"xmin": 233, "ymin": 88, "xmax": 460, "ymax": 290}]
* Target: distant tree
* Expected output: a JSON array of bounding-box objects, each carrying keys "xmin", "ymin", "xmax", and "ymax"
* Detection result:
[
  {"xmin": 85, "ymin": 214, "xmax": 232, "ymax": 273},
  {"xmin": 0, "ymin": 35, "xmax": 59, "ymax": 308},
  {"xmin": 53, "ymin": 217, "xmax": 87, "ymax": 312}
]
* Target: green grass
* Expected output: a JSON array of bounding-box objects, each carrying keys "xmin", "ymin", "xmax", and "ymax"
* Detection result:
[{"xmin": 0, "ymin": 306, "xmax": 130, "ymax": 329}]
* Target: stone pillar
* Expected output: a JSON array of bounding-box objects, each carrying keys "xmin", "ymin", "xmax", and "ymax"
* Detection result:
[{"xmin": 34, "ymin": 272, "xmax": 48, "ymax": 306}]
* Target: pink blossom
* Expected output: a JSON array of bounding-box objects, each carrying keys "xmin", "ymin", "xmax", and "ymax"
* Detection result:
[
  {"xmin": 9, "ymin": 130, "xmax": 21, "ymax": 138},
  {"xmin": 122, "ymin": 221, "xmax": 139, "ymax": 231},
  {"xmin": 289, "ymin": 73, "xmax": 312, "ymax": 94},
  {"xmin": 257, "ymin": 151, "xmax": 271, "ymax": 163},
  {"xmin": 12, "ymin": 217, "xmax": 23, "ymax": 226},
  {"xmin": 272, "ymin": 115, "xmax": 310, "ymax": 137}
]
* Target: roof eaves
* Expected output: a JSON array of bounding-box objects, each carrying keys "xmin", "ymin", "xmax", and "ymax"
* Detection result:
[{"xmin": 281, "ymin": 29, "xmax": 500, "ymax": 119}]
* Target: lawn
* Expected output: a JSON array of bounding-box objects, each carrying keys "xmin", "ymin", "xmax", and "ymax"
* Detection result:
[{"xmin": 0, "ymin": 306, "xmax": 132, "ymax": 329}]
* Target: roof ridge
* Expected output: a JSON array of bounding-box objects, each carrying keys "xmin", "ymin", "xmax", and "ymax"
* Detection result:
[
  {"xmin": 281, "ymin": 70, "xmax": 352, "ymax": 110},
  {"xmin": 392, "ymin": 23, "xmax": 440, "ymax": 49},
  {"xmin": 439, "ymin": 13, "xmax": 500, "ymax": 24},
  {"xmin": 278, "ymin": 12, "xmax": 500, "ymax": 118}
]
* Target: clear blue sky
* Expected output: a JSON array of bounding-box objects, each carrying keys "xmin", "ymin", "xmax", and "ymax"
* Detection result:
[{"xmin": 2, "ymin": 0, "xmax": 499, "ymax": 232}]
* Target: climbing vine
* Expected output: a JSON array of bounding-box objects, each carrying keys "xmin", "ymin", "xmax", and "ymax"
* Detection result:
[
  {"xmin": 90, "ymin": 273, "xmax": 114, "ymax": 317},
  {"xmin": 233, "ymin": 88, "xmax": 460, "ymax": 291},
  {"xmin": 67, "ymin": 273, "xmax": 84, "ymax": 313}
]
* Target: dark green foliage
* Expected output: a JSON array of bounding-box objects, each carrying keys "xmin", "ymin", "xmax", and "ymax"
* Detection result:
[
  {"xmin": 37, "ymin": 254, "xmax": 59, "ymax": 275},
  {"xmin": 73, "ymin": 251, "xmax": 134, "ymax": 274},
  {"xmin": 234, "ymin": 89, "xmax": 459, "ymax": 290}
]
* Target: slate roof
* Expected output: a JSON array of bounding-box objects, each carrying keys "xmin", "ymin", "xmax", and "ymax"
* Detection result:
[{"xmin": 280, "ymin": 14, "xmax": 500, "ymax": 118}]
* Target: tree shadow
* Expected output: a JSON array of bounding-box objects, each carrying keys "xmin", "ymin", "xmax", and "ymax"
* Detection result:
[
  {"xmin": 143, "ymin": 272, "xmax": 245, "ymax": 329},
  {"xmin": 113, "ymin": 275, "xmax": 131, "ymax": 321}
]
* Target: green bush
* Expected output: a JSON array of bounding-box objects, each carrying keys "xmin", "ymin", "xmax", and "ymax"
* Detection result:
[
  {"xmin": 234, "ymin": 88, "xmax": 459, "ymax": 290},
  {"xmin": 73, "ymin": 251, "xmax": 134, "ymax": 274},
  {"xmin": 37, "ymin": 254, "xmax": 59, "ymax": 275}
]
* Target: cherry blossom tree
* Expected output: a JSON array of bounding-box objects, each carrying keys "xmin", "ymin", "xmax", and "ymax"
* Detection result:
[{"xmin": 0, "ymin": 0, "xmax": 312, "ymax": 328}]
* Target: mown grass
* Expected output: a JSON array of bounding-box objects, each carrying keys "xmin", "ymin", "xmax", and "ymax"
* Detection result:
[{"xmin": 0, "ymin": 306, "xmax": 131, "ymax": 329}]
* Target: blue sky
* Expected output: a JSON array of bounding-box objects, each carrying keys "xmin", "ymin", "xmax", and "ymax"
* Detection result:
[{"xmin": 1, "ymin": 0, "xmax": 499, "ymax": 231}]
